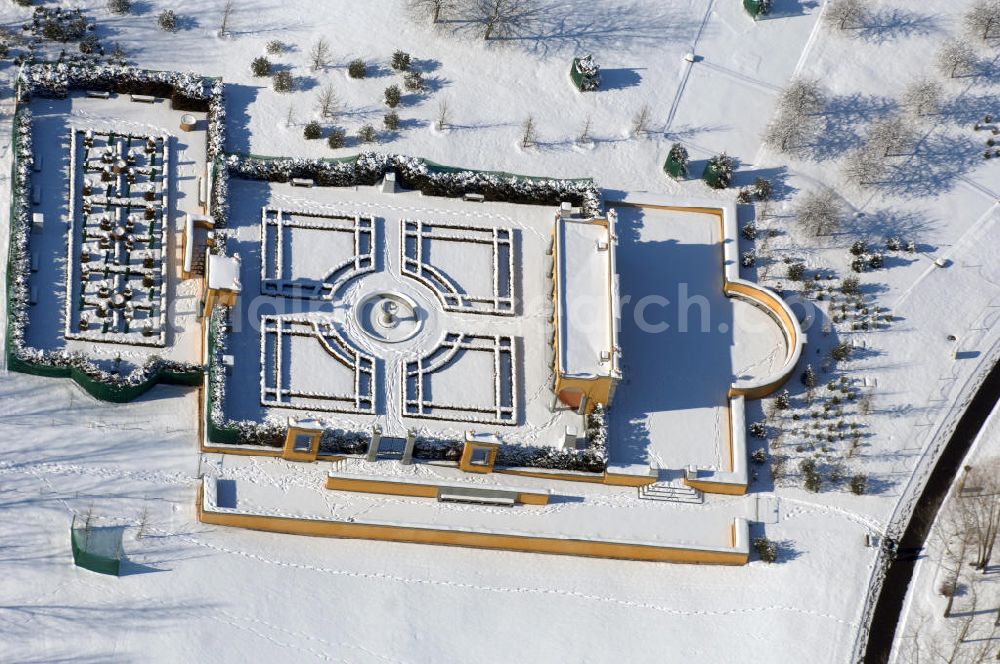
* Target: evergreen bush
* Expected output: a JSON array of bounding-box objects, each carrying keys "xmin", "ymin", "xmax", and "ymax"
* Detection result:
[
  {"xmin": 251, "ymin": 56, "xmax": 271, "ymax": 77},
  {"xmin": 157, "ymin": 9, "xmax": 177, "ymax": 32},
  {"xmin": 303, "ymin": 121, "xmax": 322, "ymax": 140},
  {"xmin": 347, "ymin": 58, "xmax": 367, "ymax": 79}
]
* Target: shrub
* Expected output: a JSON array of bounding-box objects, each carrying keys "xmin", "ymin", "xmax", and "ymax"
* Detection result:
[
  {"xmin": 404, "ymin": 70, "xmax": 425, "ymax": 92},
  {"xmin": 704, "ymin": 152, "xmax": 735, "ymax": 189},
  {"xmin": 741, "ymin": 222, "xmax": 757, "ymax": 241},
  {"xmin": 107, "ymin": 0, "xmax": 131, "ymax": 15},
  {"xmin": 736, "ymin": 187, "xmax": 754, "ymax": 204},
  {"xmin": 303, "ymin": 121, "xmax": 322, "ymax": 140},
  {"xmin": 327, "ymin": 128, "xmax": 346, "ymax": 148},
  {"xmin": 831, "ymin": 342, "xmax": 852, "ymax": 362},
  {"xmin": 753, "ymin": 176, "xmax": 773, "ymax": 201},
  {"xmin": 266, "ymin": 40, "xmax": 284, "ymax": 54},
  {"xmin": 787, "ymin": 262, "xmax": 806, "ymax": 281},
  {"xmin": 384, "ymin": 84, "xmax": 401, "ymax": 108},
  {"xmin": 383, "ymin": 111, "xmax": 400, "ymax": 131},
  {"xmin": 849, "ymin": 473, "xmax": 868, "ymax": 495},
  {"xmin": 157, "ymin": 9, "xmax": 177, "ymax": 32},
  {"xmin": 251, "ymin": 56, "xmax": 271, "ymax": 77},
  {"xmin": 79, "ymin": 34, "xmax": 99, "ymax": 54},
  {"xmin": 753, "ymin": 536, "xmax": 778, "ymax": 563},
  {"xmin": 347, "ymin": 58, "xmax": 366, "ymax": 79},
  {"xmin": 841, "ymin": 276, "xmax": 861, "ymax": 295},
  {"xmin": 775, "ymin": 390, "xmax": 791, "ymax": 409},
  {"xmin": 801, "ymin": 459, "xmax": 822, "ymax": 492},
  {"xmin": 749, "ymin": 421, "xmax": 766, "ymax": 438},
  {"xmin": 741, "ymin": 250, "xmax": 756, "ymax": 267},
  {"xmin": 867, "ymin": 252, "xmax": 884, "ymax": 270},
  {"xmin": 885, "ymin": 236, "xmax": 901, "ymax": 251},
  {"xmin": 358, "ymin": 124, "xmax": 377, "ymax": 143},
  {"xmin": 272, "ymin": 71, "xmax": 293, "ymax": 93},
  {"xmin": 751, "ymin": 448, "xmax": 767, "ymax": 465},
  {"xmin": 850, "ymin": 240, "xmax": 867, "ymax": 256},
  {"xmin": 391, "ymin": 50, "xmax": 411, "ymax": 71},
  {"xmin": 664, "ymin": 142, "xmax": 689, "ymax": 179}
]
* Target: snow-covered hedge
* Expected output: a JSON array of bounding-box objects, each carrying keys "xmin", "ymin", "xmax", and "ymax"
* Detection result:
[
  {"xmin": 226, "ymin": 153, "xmax": 602, "ymax": 216},
  {"xmin": 18, "ymin": 63, "xmax": 226, "ymax": 160}
]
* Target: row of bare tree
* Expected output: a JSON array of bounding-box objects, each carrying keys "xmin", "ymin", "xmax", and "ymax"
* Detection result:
[{"xmin": 900, "ymin": 459, "xmax": 1000, "ymax": 663}]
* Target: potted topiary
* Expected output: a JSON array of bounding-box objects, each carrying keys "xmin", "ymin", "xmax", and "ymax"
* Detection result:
[{"xmin": 570, "ymin": 54, "xmax": 600, "ymax": 92}]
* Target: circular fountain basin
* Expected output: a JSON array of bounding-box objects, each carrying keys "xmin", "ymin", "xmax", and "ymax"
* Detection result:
[{"xmin": 354, "ymin": 291, "xmax": 424, "ymax": 343}]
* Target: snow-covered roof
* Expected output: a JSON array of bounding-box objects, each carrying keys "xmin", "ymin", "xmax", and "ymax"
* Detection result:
[
  {"xmin": 554, "ymin": 213, "xmax": 621, "ymax": 380},
  {"xmin": 207, "ymin": 253, "xmax": 241, "ymax": 293}
]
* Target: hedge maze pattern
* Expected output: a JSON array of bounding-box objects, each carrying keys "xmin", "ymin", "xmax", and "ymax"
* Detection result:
[
  {"xmin": 260, "ymin": 315, "xmax": 375, "ymax": 414},
  {"xmin": 401, "ymin": 219, "xmax": 515, "ymax": 316},
  {"xmin": 403, "ymin": 333, "xmax": 517, "ymax": 425},
  {"xmin": 260, "ymin": 208, "xmax": 375, "ymax": 300}
]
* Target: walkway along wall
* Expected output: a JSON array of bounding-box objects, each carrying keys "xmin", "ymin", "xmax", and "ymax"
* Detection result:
[{"xmin": 198, "ymin": 477, "xmax": 750, "ymax": 565}]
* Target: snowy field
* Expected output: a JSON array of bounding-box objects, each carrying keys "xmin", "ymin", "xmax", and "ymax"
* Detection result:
[{"xmin": 1, "ymin": 0, "xmax": 999, "ymax": 662}]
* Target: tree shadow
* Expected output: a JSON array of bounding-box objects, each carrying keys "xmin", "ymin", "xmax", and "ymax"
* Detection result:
[
  {"xmin": 842, "ymin": 207, "xmax": 938, "ymax": 240},
  {"xmin": 600, "ymin": 68, "xmax": 642, "ymax": 90},
  {"xmin": 858, "ymin": 8, "xmax": 940, "ymax": 44},
  {"xmin": 809, "ymin": 93, "xmax": 897, "ymax": 162},
  {"xmin": 174, "ymin": 13, "xmax": 199, "ymax": 31},
  {"xmin": 446, "ymin": 2, "xmax": 701, "ymax": 56},
  {"xmin": 940, "ymin": 93, "xmax": 999, "ymax": 125},
  {"xmin": 875, "ymin": 133, "xmax": 982, "ymax": 198},
  {"xmin": 763, "ymin": 0, "xmax": 820, "ymax": 18}
]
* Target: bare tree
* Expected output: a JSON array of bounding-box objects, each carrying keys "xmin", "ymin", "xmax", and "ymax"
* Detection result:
[
  {"xmin": 762, "ymin": 114, "xmax": 809, "ymax": 152},
  {"xmin": 136, "ymin": 499, "xmax": 150, "ymax": 539},
  {"xmin": 958, "ymin": 459, "xmax": 1000, "ymax": 571},
  {"xmin": 309, "ymin": 37, "xmax": 332, "ymax": 72},
  {"xmin": 933, "ymin": 498, "xmax": 974, "ymax": 618},
  {"xmin": 825, "ymin": 0, "xmax": 867, "ymax": 30},
  {"xmin": 285, "ymin": 104, "xmax": 295, "ymax": 128},
  {"xmin": 795, "ymin": 187, "xmax": 844, "ymax": 236},
  {"xmin": 631, "ymin": 104, "xmax": 652, "ymax": 137},
  {"xmin": 778, "ymin": 78, "xmax": 826, "ymax": 118},
  {"xmin": 937, "ymin": 39, "xmax": 977, "ymax": 79},
  {"xmin": 964, "ymin": 0, "xmax": 1000, "ymax": 42},
  {"xmin": 576, "ymin": 116, "xmax": 592, "ymax": 144},
  {"xmin": 867, "ymin": 114, "xmax": 916, "ymax": 157},
  {"xmin": 435, "ymin": 98, "xmax": 450, "ymax": 131},
  {"xmin": 842, "ymin": 147, "xmax": 883, "ymax": 189},
  {"xmin": 901, "ymin": 78, "xmax": 944, "ymax": 118},
  {"xmin": 474, "ymin": 0, "xmax": 536, "ymax": 40},
  {"xmin": 408, "ymin": 0, "xmax": 456, "ymax": 23},
  {"xmin": 316, "ymin": 83, "xmax": 340, "ymax": 119},
  {"xmin": 219, "ymin": 0, "xmax": 235, "ymax": 35},
  {"xmin": 519, "ymin": 115, "xmax": 537, "ymax": 148}
]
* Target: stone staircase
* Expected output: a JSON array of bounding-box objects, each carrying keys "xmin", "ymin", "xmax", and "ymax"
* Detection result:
[{"xmin": 638, "ymin": 481, "xmax": 703, "ymax": 504}]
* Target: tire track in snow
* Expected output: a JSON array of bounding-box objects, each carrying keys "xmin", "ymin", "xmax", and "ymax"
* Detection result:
[{"xmin": 162, "ymin": 528, "xmax": 856, "ymax": 628}]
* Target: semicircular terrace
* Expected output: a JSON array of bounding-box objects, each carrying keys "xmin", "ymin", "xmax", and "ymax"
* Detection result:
[{"xmin": 604, "ymin": 197, "xmax": 806, "ymax": 495}]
